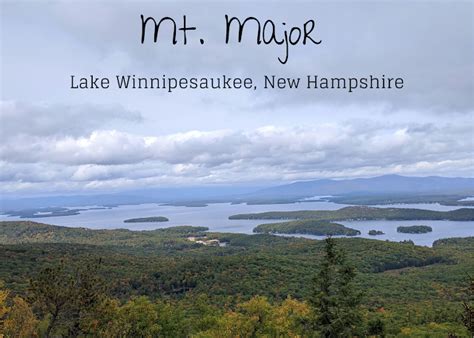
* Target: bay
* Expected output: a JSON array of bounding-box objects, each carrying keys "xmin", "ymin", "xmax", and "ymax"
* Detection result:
[{"xmin": 1, "ymin": 201, "xmax": 473, "ymax": 246}]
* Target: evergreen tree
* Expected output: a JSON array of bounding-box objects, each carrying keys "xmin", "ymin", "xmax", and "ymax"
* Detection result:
[
  {"xmin": 29, "ymin": 260, "xmax": 105, "ymax": 337},
  {"xmin": 310, "ymin": 237, "xmax": 363, "ymax": 337},
  {"xmin": 367, "ymin": 316, "xmax": 386, "ymax": 337},
  {"xmin": 461, "ymin": 275, "xmax": 473, "ymax": 335}
]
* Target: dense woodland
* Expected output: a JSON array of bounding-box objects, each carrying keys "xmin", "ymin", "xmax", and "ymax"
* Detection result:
[
  {"xmin": 229, "ymin": 206, "xmax": 474, "ymax": 221},
  {"xmin": 123, "ymin": 217, "xmax": 169, "ymax": 223},
  {"xmin": 397, "ymin": 226, "xmax": 433, "ymax": 234},
  {"xmin": 253, "ymin": 220, "xmax": 361, "ymax": 236},
  {"xmin": 0, "ymin": 221, "xmax": 473, "ymax": 337},
  {"xmin": 325, "ymin": 195, "xmax": 474, "ymax": 207}
]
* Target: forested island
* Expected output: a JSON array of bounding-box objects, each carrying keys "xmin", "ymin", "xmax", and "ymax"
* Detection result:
[
  {"xmin": 229, "ymin": 205, "xmax": 474, "ymax": 221},
  {"xmin": 368, "ymin": 230, "xmax": 385, "ymax": 236},
  {"xmin": 124, "ymin": 216, "xmax": 169, "ymax": 223},
  {"xmin": 326, "ymin": 194, "xmax": 474, "ymax": 207},
  {"xmin": 160, "ymin": 202, "xmax": 209, "ymax": 207},
  {"xmin": 397, "ymin": 225, "xmax": 433, "ymax": 234},
  {"xmin": 0, "ymin": 221, "xmax": 473, "ymax": 337},
  {"xmin": 2, "ymin": 207, "xmax": 84, "ymax": 218},
  {"xmin": 2, "ymin": 206, "xmax": 112, "ymax": 219},
  {"xmin": 253, "ymin": 220, "xmax": 361, "ymax": 236}
]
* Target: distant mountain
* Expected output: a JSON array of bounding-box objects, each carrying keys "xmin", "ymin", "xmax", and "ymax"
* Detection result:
[
  {"xmin": 0, "ymin": 186, "xmax": 263, "ymax": 211},
  {"xmin": 2, "ymin": 175, "xmax": 473, "ymax": 211},
  {"xmin": 241, "ymin": 175, "xmax": 474, "ymax": 202}
]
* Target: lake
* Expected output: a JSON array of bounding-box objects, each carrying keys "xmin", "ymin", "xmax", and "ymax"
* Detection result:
[{"xmin": 1, "ymin": 201, "xmax": 473, "ymax": 246}]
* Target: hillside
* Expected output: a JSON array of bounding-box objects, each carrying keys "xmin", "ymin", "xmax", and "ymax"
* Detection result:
[
  {"xmin": 0, "ymin": 221, "xmax": 207, "ymax": 248},
  {"xmin": 248, "ymin": 175, "xmax": 474, "ymax": 197},
  {"xmin": 238, "ymin": 175, "xmax": 474, "ymax": 205},
  {"xmin": 2, "ymin": 176, "xmax": 474, "ymax": 213},
  {"xmin": 0, "ymin": 221, "xmax": 473, "ymax": 336}
]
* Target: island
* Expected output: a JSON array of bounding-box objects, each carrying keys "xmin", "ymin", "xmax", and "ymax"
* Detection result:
[
  {"xmin": 4, "ymin": 207, "xmax": 84, "ymax": 218},
  {"xmin": 368, "ymin": 230, "xmax": 385, "ymax": 236},
  {"xmin": 160, "ymin": 202, "xmax": 208, "ymax": 207},
  {"xmin": 124, "ymin": 216, "xmax": 169, "ymax": 223},
  {"xmin": 229, "ymin": 206, "xmax": 474, "ymax": 221},
  {"xmin": 2, "ymin": 206, "xmax": 114, "ymax": 219},
  {"xmin": 253, "ymin": 220, "xmax": 361, "ymax": 236},
  {"xmin": 397, "ymin": 225, "xmax": 432, "ymax": 234}
]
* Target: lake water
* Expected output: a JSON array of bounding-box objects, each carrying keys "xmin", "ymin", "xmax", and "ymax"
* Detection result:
[{"xmin": 1, "ymin": 201, "xmax": 473, "ymax": 246}]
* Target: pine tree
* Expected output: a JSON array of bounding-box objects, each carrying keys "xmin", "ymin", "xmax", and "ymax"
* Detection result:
[
  {"xmin": 29, "ymin": 260, "xmax": 105, "ymax": 337},
  {"xmin": 461, "ymin": 275, "xmax": 473, "ymax": 335},
  {"xmin": 310, "ymin": 237, "xmax": 363, "ymax": 337}
]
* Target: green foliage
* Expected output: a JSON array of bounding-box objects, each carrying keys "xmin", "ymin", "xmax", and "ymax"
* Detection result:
[
  {"xmin": 230, "ymin": 205, "xmax": 474, "ymax": 221},
  {"xmin": 0, "ymin": 221, "xmax": 473, "ymax": 336},
  {"xmin": 433, "ymin": 237, "xmax": 474, "ymax": 250},
  {"xmin": 310, "ymin": 237, "xmax": 363, "ymax": 337},
  {"xmin": 461, "ymin": 276, "xmax": 473, "ymax": 335},
  {"xmin": 123, "ymin": 216, "xmax": 169, "ymax": 223},
  {"xmin": 328, "ymin": 193, "xmax": 474, "ymax": 207},
  {"xmin": 368, "ymin": 230, "xmax": 385, "ymax": 236},
  {"xmin": 0, "ymin": 221, "xmax": 207, "ymax": 249},
  {"xmin": 397, "ymin": 322, "xmax": 468, "ymax": 337},
  {"xmin": 366, "ymin": 315, "xmax": 386, "ymax": 336},
  {"xmin": 4, "ymin": 207, "xmax": 83, "ymax": 219},
  {"xmin": 253, "ymin": 220, "xmax": 361, "ymax": 236},
  {"xmin": 397, "ymin": 225, "xmax": 432, "ymax": 234},
  {"xmin": 3, "ymin": 296, "xmax": 38, "ymax": 337},
  {"xmin": 117, "ymin": 296, "xmax": 161, "ymax": 337},
  {"xmin": 0, "ymin": 283, "xmax": 9, "ymax": 334},
  {"xmin": 29, "ymin": 260, "xmax": 106, "ymax": 337},
  {"xmin": 199, "ymin": 296, "xmax": 311, "ymax": 337}
]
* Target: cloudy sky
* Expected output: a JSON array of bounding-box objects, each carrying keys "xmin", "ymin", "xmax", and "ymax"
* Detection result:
[{"xmin": 1, "ymin": 0, "xmax": 473, "ymax": 196}]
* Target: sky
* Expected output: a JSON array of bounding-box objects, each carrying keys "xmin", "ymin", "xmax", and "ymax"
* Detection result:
[{"xmin": 0, "ymin": 0, "xmax": 473, "ymax": 196}]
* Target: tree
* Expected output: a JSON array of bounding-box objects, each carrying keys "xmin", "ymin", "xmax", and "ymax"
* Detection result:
[
  {"xmin": 198, "ymin": 296, "xmax": 274, "ymax": 338},
  {"xmin": 29, "ymin": 260, "xmax": 106, "ymax": 337},
  {"xmin": 117, "ymin": 296, "xmax": 161, "ymax": 337},
  {"xmin": 272, "ymin": 296, "xmax": 311, "ymax": 337},
  {"xmin": 461, "ymin": 275, "xmax": 473, "ymax": 335},
  {"xmin": 3, "ymin": 296, "xmax": 38, "ymax": 337},
  {"xmin": 310, "ymin": 237, "xmax": 363, "ymax": 337},
  {"xmin": 0, "ymin": 283, "xmax": 10, "ymax": 335},
  {"xmin": 367, "ymin": 315, "xmax": 386, "ymax": 337},
  {"xmin": 238, "ymin": 296, "xmax": 275, "ymax": 337}
]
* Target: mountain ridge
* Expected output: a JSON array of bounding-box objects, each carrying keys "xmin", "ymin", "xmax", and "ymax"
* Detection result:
[
  {"xmin": 1, "ymin": 175, "xmax": 473, "ymax": 211},
  {"xmin": 243, "ymin": 175, "xmax": 474, "ymax": 201}
]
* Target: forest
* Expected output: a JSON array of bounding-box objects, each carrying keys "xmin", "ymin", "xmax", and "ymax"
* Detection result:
[
  {"xmin": 397, "ymin": 226, "xmax": 433, "ymax": 234},
  {"xmin": 253, "ymin": 220, "xmax": 361, "ymax": 236},
  {"xmin": 123, "ymin": 217, "xmax": 169, "ymax": 223},
  {"xmin": 0, "ymin": 221, "xmax": 473, "ymax": 337},
  {"xmin": 229, "ymin": 206, "xmax": 474, "ymax": 221}
]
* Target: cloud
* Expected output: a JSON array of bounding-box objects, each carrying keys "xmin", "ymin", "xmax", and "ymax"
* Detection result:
[
  {"xmin": 1, "ymin": 1, "xmax": 473, "ymax": 195},
  {"xmin": 0, "ymin": 101, "xmax": 142, "ymax": 140},
  {"xmin": 0, "ymin": 120, "xmax": 472, "ymax": 193}
]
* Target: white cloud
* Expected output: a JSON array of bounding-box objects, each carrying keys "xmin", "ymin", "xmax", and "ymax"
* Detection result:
[
  {"xmin": 1, "ymin": 1, "xmax": 473, "ymax": 195},
  {"xmin": 0, "ymin": 120, "xmax": 472, "ymax": 193}
]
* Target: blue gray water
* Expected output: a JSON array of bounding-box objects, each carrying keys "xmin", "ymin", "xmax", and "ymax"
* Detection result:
[{"xmin": 1, "ymin": 201, "xmax": 473, "ymax": 246}]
